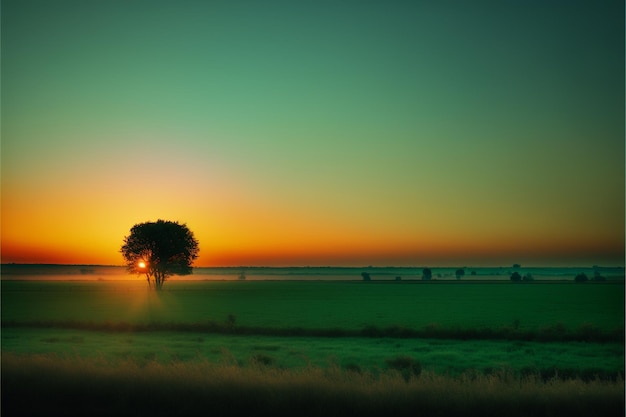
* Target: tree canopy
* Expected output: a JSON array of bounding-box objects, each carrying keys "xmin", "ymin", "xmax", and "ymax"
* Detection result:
[
  {"xmin": 120, "ymin": 220, "xmax": 199, "ymax": 290},
  {"xmin": 422, "ymin": 268, "xmax": 432, "ymax": 280}
]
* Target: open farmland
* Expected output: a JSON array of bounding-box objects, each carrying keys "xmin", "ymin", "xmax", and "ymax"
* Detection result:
[
  {"xmin": 2, "ymin": 280, "xmax": 624, "ymax": 337},
  {"xmin": 2, "ymin": 280, "xmax": 624, "ymax": 376},
  {"xmin": 2, "ymin": 279, "xmax": 624, "ymax": 416}
]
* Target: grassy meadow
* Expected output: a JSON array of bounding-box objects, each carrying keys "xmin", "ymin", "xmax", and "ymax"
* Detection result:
[{"xmin": 2, "ymin": 279, "xmax": 624, "ymax": 416}]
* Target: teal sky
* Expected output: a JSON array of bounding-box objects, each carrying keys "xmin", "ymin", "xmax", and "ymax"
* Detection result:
[{"xmin": 2, "ymin": 1, "xmax": 624, "ymax": 267}]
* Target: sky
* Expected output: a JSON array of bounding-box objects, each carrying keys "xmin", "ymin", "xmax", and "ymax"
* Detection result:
[{"xmin": 1, "ymin": 0, "xmax": 624, "ymax": 267}]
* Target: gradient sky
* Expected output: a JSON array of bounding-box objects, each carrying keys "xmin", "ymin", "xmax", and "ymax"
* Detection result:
[{"xmin": 2, "ymin": 0, "xmax": 624, "ymax": 267}]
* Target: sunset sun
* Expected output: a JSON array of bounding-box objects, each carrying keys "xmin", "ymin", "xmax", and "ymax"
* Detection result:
[{"xmin": 138, "ymin": 261, "xmax": 146, "ymax": 269}]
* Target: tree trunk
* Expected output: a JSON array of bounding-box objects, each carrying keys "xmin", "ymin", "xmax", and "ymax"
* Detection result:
[
  {"xmin": 155, "ymin": 271, "xmax": 164, "ymax": 291},
  {"xmin": 145, "ymin": 270, "xmax": 165, "ymax": 290}
]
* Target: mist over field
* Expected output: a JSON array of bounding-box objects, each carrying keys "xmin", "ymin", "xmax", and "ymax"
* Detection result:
[{"xmin": 2, "ymin": 264, "xmax": 624, "ymax": 281}]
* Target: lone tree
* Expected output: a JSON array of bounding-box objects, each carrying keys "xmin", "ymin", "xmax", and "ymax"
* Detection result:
[
  {"xmin": 455, "ymin": 268, "xmax": 465, "ymax": 280},
  {"xmin": 121, "ymin": 220, "xmax": 199, "ymax": 290},
  {"xmin": 422, "ymin": 268, "xmax": 432, "ymax": 281}
]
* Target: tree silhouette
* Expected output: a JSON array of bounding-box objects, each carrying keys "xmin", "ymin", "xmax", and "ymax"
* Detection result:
[
  {"xmin": 422, "ymin": 268, "xmax": 432, "ymax": 281},
  {"xmin": 120, "ymin": 220, "xmax": 199, "ymax": 290},
  {"xmin": 574, "ymin": 273, "xmax": 589, "ymax": 283},
  {"xmin": 455, "ymin": 268, "xmax": 465, "ymax": 280}
]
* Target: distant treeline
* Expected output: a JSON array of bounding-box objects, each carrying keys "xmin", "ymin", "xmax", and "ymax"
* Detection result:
[{"xmin": 2, "ymin": 264, "xmax": 624, "ymax": 279}]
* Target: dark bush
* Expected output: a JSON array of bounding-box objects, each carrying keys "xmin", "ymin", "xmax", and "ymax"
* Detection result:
[
  {"xmin": 522, "ymin": 273, "xmax": 534, "ymax": 281},
  {"xmin": 361, "ymin": 272, "xmax": 371, "ymax": 281},
  {"xmin": 510, "ymin": 272, "xmax": 522, "ymax": 282},
  {"xmin": 422, "ymin": 268, "xmax": 432, "ymax": 281},
  {"xmin": 574, "ymin": 273, "xmax": 588, "ymax": 283}
]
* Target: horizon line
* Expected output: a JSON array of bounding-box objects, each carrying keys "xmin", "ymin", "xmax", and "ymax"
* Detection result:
[{"xmin": 2, "ymin": 263, "xmax": 624, "ymax": 269}]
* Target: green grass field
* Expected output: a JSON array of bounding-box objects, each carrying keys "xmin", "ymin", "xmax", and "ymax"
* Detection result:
[
  {"xmin": 2, "ymin": 327, "xmax": 623, "ymax": 380},
  {"xmin": 2, "ymin": 280, "xmax": 624, "ymax": 332},
  {"xmin": 2, "ymin": 279, "xmax": 624, "ymax": 416}
]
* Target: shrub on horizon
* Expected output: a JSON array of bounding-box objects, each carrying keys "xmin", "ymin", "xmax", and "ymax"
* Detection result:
[
  {"xmin": 510, "ymin": 272, "xmax": 522, "ymax": 282},
  {"xmin": 574, "ymin": 273, "xmax": 589, "ymax": 283},
  {"xmin": 422, "ymin": 268, "xmax": 432, "ymax": 281}
]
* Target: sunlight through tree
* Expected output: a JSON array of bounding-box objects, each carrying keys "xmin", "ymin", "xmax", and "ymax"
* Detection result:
[{"xmin": 120, "ymin": 220, "xmax": 199, "ymax": 290}]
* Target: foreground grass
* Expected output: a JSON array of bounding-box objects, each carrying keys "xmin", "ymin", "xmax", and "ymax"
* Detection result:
[
  {"xmin": 2, "ymin": 352, "xmax": 623, "ymax": 417},
  {"xmin": 3, "ymin": 328, "xmax": 623, "ymax": 380}
]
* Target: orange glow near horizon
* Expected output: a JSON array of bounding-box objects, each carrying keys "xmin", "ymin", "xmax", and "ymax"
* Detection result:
[
  {"xmin": 1, "ymin": 247, "xmax": 622, "ymax": 268},
  {"xmin": 2, "ymin": 222, "xmax": 623, "ymax": 267},
  {"xmin": 2, "ymin": 1, "xmax": 624, "ymax": 270},
  {"xmin": 1, "ymin": 172, "xmax": 624, "ymax": 268},
  {"xmin": 1, "ymin": 176, "xmax": 624, "ymax": 268}
]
